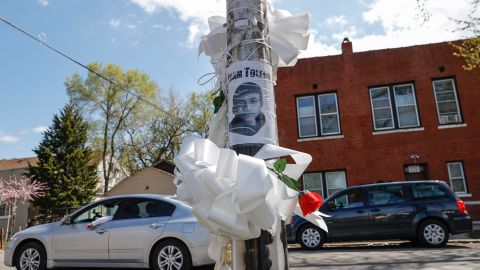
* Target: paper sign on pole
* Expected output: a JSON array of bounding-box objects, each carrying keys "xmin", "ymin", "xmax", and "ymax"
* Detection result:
[{"xmin": 227, "ymin": 61, "xmax": 277, "ymax": 146}]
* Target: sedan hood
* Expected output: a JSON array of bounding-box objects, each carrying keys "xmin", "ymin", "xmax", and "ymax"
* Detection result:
[{"xmin": 20, "ymin": 221, "xmax": 61, "ymax": 235}]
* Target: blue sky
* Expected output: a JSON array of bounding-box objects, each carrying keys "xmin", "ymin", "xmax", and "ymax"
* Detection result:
[{"xmin": 0, "ymin": 0, "xmax": 475, "ymax": 159}]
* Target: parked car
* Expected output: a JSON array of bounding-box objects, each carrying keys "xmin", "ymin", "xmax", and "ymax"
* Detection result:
[
  {"xmin": 287, "ymin": 180, "xmax": 472, "ymax": 249},
  {"xmin": 4, "ymin": 194, "xmax": 213, "ymax": 270}
]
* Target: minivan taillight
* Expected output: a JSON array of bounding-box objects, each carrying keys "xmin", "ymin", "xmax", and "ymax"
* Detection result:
[{"xmin": 456, "ymin": 200, "xmax": 468, "ymax": 215}]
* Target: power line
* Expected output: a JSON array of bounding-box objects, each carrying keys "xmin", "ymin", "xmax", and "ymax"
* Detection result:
[{"xmin": 0, "ymin": 15, "xmax": 164, "ymax": 112}]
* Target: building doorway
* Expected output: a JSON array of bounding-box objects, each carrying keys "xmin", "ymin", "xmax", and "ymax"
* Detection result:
[{"xmin": 404, "ymin": 163, "xmax": 429, "ymax": 181}]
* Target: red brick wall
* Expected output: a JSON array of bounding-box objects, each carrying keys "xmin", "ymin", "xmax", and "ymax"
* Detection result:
[{"xmin": 275, "ymin": 41, "xmax": 480, "ymax": 219}]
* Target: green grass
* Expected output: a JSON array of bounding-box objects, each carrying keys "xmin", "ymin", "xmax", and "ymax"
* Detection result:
[{"xmin": 468, "ymin": 230, "xmax": 480, "ymax": 239}]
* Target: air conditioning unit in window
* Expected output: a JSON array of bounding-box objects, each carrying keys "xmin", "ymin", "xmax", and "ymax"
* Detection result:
[{"xmin": 439, "ymin": 114, "xmax": 460, "ymax": 124}]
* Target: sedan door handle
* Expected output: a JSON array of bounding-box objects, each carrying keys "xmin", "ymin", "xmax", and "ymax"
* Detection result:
[
  {"xmin": 150, "ymin": 223, "xmax": 164, "ymax": 229},
  {"xmin": 370, "ymin": 208, "xmax": 381, "ymax": 213},
  {"xmin": 95, "ymin": 228, "xmax": 107, "ymax": 234},
  {"xmin": 356, "ymin": 209, "xmax": 365, "ymax": 214}
]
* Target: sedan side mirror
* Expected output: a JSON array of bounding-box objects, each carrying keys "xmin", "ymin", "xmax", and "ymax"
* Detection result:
[
  {"xmin": 326, "ymin": 201, "xmax": 336, "ymax": 211},
  {"xmin": 63, "ymin": 216, "xmax": 73, "ymax": 225}
]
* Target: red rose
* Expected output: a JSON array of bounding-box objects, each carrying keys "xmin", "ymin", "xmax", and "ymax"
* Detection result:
[{"xmin": 299, "ymin": 191, "xmax": 323, "ymax": 216}]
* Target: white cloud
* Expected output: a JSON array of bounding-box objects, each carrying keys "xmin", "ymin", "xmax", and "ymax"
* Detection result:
[
  {"xmin": 126, "ymin": 24, "xmax": 138, "ymax": 30},
  {"xmin": 37, "ymin": 0, "xmax": 49, "ymax": 7},
  {"xmin": 356, "ymin": 0, "xmax": 473, "ymax": 51},
  {"xmin": 300, "ymin": 30, "xmax": 340, "ymax": 58},
  {"xmin": 152, "ymin": 24, "xmax": 172, "ymax": 31},
  {"xmin": 110, "ymin": 19, "xmax": 121, "ymax": 28},
  {"xmin": 130, "ymin": 0, "xmax": 226, "ymax": 47},
  {"xmin": 326, "ymin": 15, "xmax": 347, "ymax": 27},
  {"xmin": 32, "ymin": 126, "xmax": 48, "ymax": 133},
  {"xmin": 301, "ymin": 0, "xmax": 475, "ymax": 58},
  {"xmin": 0, "ymin": 135, "xmax": 20, "ymax": 144},
  {"xmin": 332, "ymin": 26, "xmax": 359, "ymax": 41}
]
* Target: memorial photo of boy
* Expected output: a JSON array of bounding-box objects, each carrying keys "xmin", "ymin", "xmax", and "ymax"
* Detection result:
[{"xmin": 229, "ymin": 82, "xmax": 266, "ymax": 136}]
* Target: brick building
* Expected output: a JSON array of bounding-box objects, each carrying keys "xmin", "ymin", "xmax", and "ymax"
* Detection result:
[{"xmin": 275, "ymin": 39, "xmax": 480, "ymax": 220}]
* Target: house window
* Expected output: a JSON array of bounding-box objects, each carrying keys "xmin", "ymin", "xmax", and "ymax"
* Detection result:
[
  {"xmin": 0, "ymin": 204, "xmax": 6, "ymax": 216},
  {"xmin": 296, "ymin": 93, "xmax": 341, "ymax": 138},
  {"xmin": 432, "ymin": 79, "xmax": 462, "ymax": 125},
  {"xmin": 447, "ymin": 162, "xmax": 468, "ymax": 193},
  {"xmin": 369, "ymin": 83, "xmax": 420, "ymax": 131},
  {"xmin": 302, "ymin": 170, "xmax": 347, "ymax": 199}
]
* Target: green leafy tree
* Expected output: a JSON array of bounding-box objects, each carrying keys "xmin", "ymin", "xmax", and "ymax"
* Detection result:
[
  {"xmin": 27, "ymin": 103, "xmax": 98, "ymax": 213},
  {"xmin": 120, "ymin": 89, "xmax": 214, "ymax": 174},
  {"xmin": 65, "ymin": 62, "xmax": 157, "ymax": 192}
]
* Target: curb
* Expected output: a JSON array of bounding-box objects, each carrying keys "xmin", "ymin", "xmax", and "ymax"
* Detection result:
[{"xmin": 449, "ymin": 239, "xmax": 480, "ymax": 243}]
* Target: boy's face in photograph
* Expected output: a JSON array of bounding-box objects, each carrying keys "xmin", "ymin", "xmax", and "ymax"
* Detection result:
[{"xmin": 233, "ymin": 92, "xmax": 262, "ymax": 122}]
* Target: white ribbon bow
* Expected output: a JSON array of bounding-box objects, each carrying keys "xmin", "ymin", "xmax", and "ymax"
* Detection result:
[{"xmin": 174, "ymin": 137, "xmax": 327, "ymax": 261}]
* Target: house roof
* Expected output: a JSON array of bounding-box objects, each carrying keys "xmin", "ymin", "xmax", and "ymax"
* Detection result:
[
  {"xmin": 153, "ymin": 160, "xmax": 176, "ymax": 175},
  {"xmin": 0, "ymin": 157, "xmax": 38, "ymax": 171}
]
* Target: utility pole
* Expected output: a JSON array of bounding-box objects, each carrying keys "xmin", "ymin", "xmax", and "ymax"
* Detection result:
[{"xmin": 225, "ymin": 0, "xmax": 287, "ymax": 269}]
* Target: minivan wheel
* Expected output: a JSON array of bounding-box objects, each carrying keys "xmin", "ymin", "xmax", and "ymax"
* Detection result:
[
  {"xmin": 15, "ymin": 242, "xmax": 46, "ymax": 270},
  {"xmin": 418, "ymin": 220, "xmax": 449, "ymax": 248},
  {"xmin": 298, "ymin": 224, "xmax": 325, "ymax": 249},
  {"xmin": 151, "ymin": 239, "xmax": 192, "ymax": 270}
]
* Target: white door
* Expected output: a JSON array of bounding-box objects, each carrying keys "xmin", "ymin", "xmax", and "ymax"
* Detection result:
[{"xmin": 51, "ymin": 199, "xmax": 121, "ymax": 262}]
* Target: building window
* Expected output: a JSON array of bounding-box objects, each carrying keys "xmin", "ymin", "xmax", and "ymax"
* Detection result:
[
  {"xmin": 369, "ymin": 83, "xmax": 420, "ymax": 131},
  {"xmin": 432, "ymin": 79, "xmax": 462, "ymax": 125},
  {"xmin": 302, "ymin": 170, "xmax": 347, "ymax": 199},
  {"xmin": 296, "ymin": 93, "xmax": 341, "ymax": 138},
  {"xmin": 447, "ymin": 162, "xmax": 468, "ymax": 193}
]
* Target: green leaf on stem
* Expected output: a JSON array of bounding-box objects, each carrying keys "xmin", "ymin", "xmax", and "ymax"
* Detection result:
[
  {"xmin": 279, "ymin": 174, "xmax": 300, "ymax": 191},
  {"xmin": 273, "ymin": 159, "xmax": 287, "ymax": 173},
  {"xmin": 213, "ymin": 91, "xmax": 225, "ymax": 114}
]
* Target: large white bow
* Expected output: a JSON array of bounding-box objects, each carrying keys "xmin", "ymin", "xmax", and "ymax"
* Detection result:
[{"xmin": 174, "ymin": 137, "xmax": 327, "ymax": 245}]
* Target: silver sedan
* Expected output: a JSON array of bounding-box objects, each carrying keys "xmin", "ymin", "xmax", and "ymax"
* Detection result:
[{"xmin": 4, "ymin": 194, "xmax": 213, "ymax": 270}]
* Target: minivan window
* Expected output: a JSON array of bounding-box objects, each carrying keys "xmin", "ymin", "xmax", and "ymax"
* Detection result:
[
  {"xmin": 333, "ymin": 189, "xmax": 364, "ymax": 209},
  {"xmin": 411, "ymin": 183, "xmax": 447, "ymax": 199},
  {"xmin": 368, "ymin": 185, "xmax": 406, "ymax": 206}
]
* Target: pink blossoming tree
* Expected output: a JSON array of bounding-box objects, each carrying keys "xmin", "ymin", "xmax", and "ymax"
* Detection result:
[{"xmin": 0, "ymin": 176, "xmax": 46, "ymax": 239}]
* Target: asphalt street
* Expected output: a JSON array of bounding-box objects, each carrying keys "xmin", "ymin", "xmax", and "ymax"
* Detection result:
[{"xmin": 2, "ymin": 241, "xmax": 480, "ymax": 270}]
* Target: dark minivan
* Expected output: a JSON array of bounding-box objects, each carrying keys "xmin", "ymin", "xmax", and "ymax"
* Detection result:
[{"xmin": 287, "ymin": 180, "xmax": 472, "ymax": 249}]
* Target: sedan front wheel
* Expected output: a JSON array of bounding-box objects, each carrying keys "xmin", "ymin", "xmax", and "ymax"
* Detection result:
[{"xmin": 15, "ymin": 242, "xmax": 46, "ymax": 270}]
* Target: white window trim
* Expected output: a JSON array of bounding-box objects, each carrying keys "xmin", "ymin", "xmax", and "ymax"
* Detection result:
[
  {"xmin": 432, "ymin": 79, "xmax": 462, "ymax": 124},
  {"xmin": 296, "ymin": 96, "xmax": 318, "ymax": 138},
  {"xmin": 297, "ymin": 134, "xmax": 344, "ymax": 142},
  {"xmin": 369, "ymin": 87, "xmax": 395, "ymax": 131},
  {"xmin": 393, "ymin": 84, "xmax": 420, "ymax": 128},
  {"xmin": 438, "ymin": 123, "xmax": 467, "ymax": 129},
  {"xmin": 465, "ymin": 201, "xmax": 480, "ymax": 206},
  {"xmin": 447, "ymin": 161, "xmax": 468, "ymax": 194},
  {"xmin": 372, "ymin": 127, "xmax": 424, "ymax": 135},
  {"xmin": 318, "ymin": 94, "xmax": 341, "ymax": 136}
]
